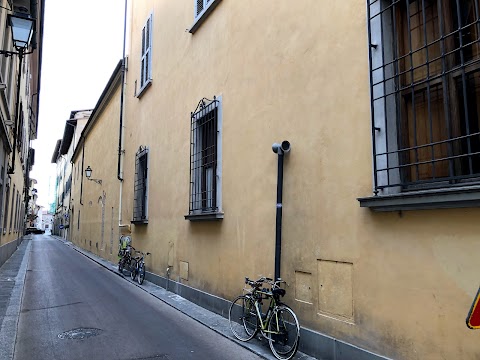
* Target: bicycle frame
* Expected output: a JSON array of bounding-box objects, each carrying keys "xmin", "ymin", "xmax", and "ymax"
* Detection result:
[
  {"xmin": 230, "ymin": 277, "xmax": 300, "ymax": 360},
  {"xmin": 251, "ymin": 292, "xmax": 281, "ymax": 335},
  {"xmin": 136, "ymin": 254, "xmax": 147, "ymax": 268}
]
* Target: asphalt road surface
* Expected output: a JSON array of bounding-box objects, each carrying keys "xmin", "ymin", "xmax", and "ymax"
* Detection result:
[{"xmin": 14, "ymin": 235, "xmax": 261, "ymax": 360}]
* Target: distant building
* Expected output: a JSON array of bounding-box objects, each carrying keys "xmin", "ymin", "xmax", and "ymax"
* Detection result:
[
  {"xmin": 51, "ymin": 110, "xmax": 92, "ymax": 240},
  {"xmin": 26, "ymin": 178, "xmax": 39, "ymax": 228},
  {"xmin": 38, "ymin": 209, "xmax": 53, "ymax": 233}
]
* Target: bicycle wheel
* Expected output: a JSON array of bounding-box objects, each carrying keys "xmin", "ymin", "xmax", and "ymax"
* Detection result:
[
  {"xmin": 118, "ymin": 259, "xmax": 124, "ymax": 274},
  {"xmin": 137, "ymin": 263, "xmax": 145, "ymax": 285},
  {"xmin": 130, "ymin": 261, "xmax": 137, "ymax": 280},
  {"xmin": 229, "ymin": 295, "xmax": 258, "ymax": 341},
  {"xmin": 267, "ymin": 305, "xmax": 300, "ymax": 360}
]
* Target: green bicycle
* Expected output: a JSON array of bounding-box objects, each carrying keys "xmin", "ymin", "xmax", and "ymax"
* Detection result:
[{"xmin": 228, "ymin": 277, "xmax": 300, "ymax": 360}]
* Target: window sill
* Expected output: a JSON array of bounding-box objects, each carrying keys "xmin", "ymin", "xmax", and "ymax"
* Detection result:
[
  {"xmin": 358, "ymin": 185, "xmax": 480, "ymax": 211},
  {"xmin": 188, "ymin": 0, "xmax": 222, "ymax": 34},
  {"xmin": 131, "ymin": 219, "xmax": 148, "ymax": 225},
  {"xmin": 184, "ymin": 211, "xmax": 224, "ymax": 221},
  {"xmin": 136, "ymin": 79, "xmax": 152, "ymax": 98}
]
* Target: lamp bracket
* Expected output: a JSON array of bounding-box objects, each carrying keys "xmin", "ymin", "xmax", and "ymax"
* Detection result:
[
  {"xmin": 88, "ymin": 178, "xmax": 102, "ymax": 185},
  {"xmin": 0, "ymin": 49, "xmax": 33, "ymax": 57}
]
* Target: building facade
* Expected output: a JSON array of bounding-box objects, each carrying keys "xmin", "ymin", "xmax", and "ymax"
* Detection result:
[
  {"xmin": 62, "ymin": 1, "xmax": 480, "ymax": 359},
  {"xmin": 25, "ymin": 177, "xmax": 37, "ymax": 226},
  {"xmin": 0, "ymin": 0, "xmax": 44, "ymax": 267},
  {"xmin": 36, "ymin": 208, "xmax": 52, "ymax": 233},
  {"xmin": 51, "ymin": 110, "xmax": 91, "ymax": 239},
  {"xmin": 70, "ymin": 62, "xmax": 122, "ymax": 257}
]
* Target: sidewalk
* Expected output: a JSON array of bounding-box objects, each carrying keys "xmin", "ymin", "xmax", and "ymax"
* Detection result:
[
  {"xmin": 51, "ymin": 235, "xmax": 316, "ymax": 360},
  {"xmin": 0, "ymin": 236, "xmax": 31, "ymax": 360}
]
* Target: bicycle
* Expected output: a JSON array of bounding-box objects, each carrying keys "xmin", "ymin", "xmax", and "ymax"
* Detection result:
[
  {"xmin": 129, "ymin": 253, "xmax": 139, "ymax": 281},
  {"xmin": 130, "ymin": 250, "xmax": 150, "ymax": 285},
  {"xmin": 228, "ymin": 277, "xmax": 300, "ymax": 360},
  {"xmin": 118, "ymin": 245, "xmax": 135, "ymax": 275}
]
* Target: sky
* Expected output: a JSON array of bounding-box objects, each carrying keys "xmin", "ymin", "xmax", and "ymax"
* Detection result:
[{"xmin": 29, "ymin": 0, "xmax": 126, "ymax": 208}]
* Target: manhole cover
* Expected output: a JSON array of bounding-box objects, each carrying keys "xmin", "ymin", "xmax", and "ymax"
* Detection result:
[{"xmin": 58, "ymin": 328, "xmax": 103, "ymax": 340}]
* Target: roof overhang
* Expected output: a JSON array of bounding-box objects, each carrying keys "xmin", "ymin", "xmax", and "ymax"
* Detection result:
[
  {"xmin": 51, "ymin": 139, "xmax": 61, "ymax": 163},
  {"xmin": 59, "ymin": 120, "xmax": 76, "ymax": 155}
]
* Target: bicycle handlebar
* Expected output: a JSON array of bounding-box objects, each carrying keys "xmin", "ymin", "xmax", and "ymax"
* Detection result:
[
  {"xmin": 245, "ymin": 277, "xmax": 263, "ymax": 288},
  {"xmin": 135, "ymin": 250, "xmax": 151, "ymax": 256},
  {"xmin": 245, "ymin": 276, "xmax": 286, "ymax": 289}
]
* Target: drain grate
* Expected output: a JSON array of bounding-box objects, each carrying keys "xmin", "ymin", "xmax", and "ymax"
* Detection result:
[{"xmin": 57, "ymin": 328, "xmax": 103, "ymax": 340}]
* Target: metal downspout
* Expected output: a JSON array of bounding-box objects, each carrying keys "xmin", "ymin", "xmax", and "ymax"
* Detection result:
[
  {"xmin": 272, "ymin": 141, "xmax": 291, "ymax": 280},
  {"xmin": 118, "ymin": 0, "xmax": 127, "ymax": 228}
]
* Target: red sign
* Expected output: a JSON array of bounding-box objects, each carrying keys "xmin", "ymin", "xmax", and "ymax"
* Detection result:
[{"xmin": 467, "ymin": 287, "xmax": 480, "ymax": 329}]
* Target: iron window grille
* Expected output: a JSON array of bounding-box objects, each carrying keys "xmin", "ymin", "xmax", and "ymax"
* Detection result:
[
  {"xmin": 368, "ymin": 0, "xmax": 480, "ymax": 195},
  {"xmin": 14, "ymin": 190, "xmax": 19, "ymax": 232},
  {"xmin": 9, "ymin": 184, "xmax": 14, "ymax": 232},
  {"xmin": 2, "ymin": 179, "xmax": 8, "ymax": 234},
  {"xmin": 133, "ymin": 146, "xmax": 149, "ymax": 223},
  {"xmin": 13, "ymin": 190, "xmax": 18, "ymax": 232},
  {"xmin": 140, "ymin": 13, "xmax": 152, "ymax": 91},
  {"xmin": 188, "ymin": 97, "xmax": 220, "ymax": 215},
  {"xmin": 189, "ymin": 0, "xmax": 222, "ymax": 33},
  {"xmin": 195, "ymin": 0, "xmax": 211, "ymax": 19}
]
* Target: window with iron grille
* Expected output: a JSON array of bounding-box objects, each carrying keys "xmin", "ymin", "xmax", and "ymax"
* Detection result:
[
  {"xmin": 3, "ymin": 180, "xmax": 9, "ymax": 234},
  {"xmin": 133, "ymin": 146, "xmax": 149, "ymax": 223},
  {"xmin": 190, "ymin": 0, "xmax": 222, "ymax": 33},
  {"xmin": 139, "ymin": 13, "xmax": 152, "ymax": 95},
  {"xmin": 195, "ymin": 0, "xmax": 210, "ymax": 19},
  {"xmin": 15, "ymin": 190, "xmax": 19, "ymax": 231},
  {"xmin": 363, "ymin": 0, "xmax": 480, "ymax": 209},
  {"xmin": 186, "ymin": 96, "xmax": 223, "ymax": 220},
  {"xmin": 9, "ymin": 184, "xmax": 14, "ymax": 232}
]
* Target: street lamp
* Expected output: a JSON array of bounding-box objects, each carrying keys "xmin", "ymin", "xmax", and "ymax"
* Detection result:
[
  {"xmin": 9, "ymin": 14, "xmax": 35, "ymax": 49},
  {"xmin": 85, "ymin": 166, "xmax": 102, "ymax": 185},
  {"xmin": 1, "ymin": 13, "xmax": 36, "ymax": 174}
]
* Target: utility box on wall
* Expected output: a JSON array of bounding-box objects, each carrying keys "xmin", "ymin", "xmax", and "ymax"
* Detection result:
[{"xmin": 317, "ymin": 259, "xmax": 354, "ymax": 322}]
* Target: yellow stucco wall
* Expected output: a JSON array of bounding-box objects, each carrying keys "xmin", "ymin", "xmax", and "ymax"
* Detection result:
[
  {"xmin": 1, "ymin": 167, "xmax": 25, "ymax": 245},
  {"xmin": 70, "ymin": 1, "xmax": 480, "ymax": 359},
  {"xmin": 71, "ymin": 84, "xmax": 122, "ymax": 264}
]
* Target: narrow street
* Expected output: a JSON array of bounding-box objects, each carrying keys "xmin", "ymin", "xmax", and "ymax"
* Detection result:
[{"xmin": 14, "ymin": 235, "xmax": 261, "ymax": 360}]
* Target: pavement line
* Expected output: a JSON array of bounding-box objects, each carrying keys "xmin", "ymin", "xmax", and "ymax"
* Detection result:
[
  {"xmin": 0, "ymin": 240, "xmax": 31, "ymax": 360},
  {"xmin": 21, "ymin": 301, "xmax": 83, "ymax": 313}
]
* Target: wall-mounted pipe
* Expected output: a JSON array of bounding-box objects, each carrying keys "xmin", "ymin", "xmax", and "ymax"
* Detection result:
[
  {"xmin": 118, "ymin": 0, "xmax": 128, "ymax": 229},
  {"xmin": 272, "ymin": 140, "xmax": 290, "ymax": 280},
  {"xmin": 117, "ymin": 0, "xmax": 127, "ymax": 182}
]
